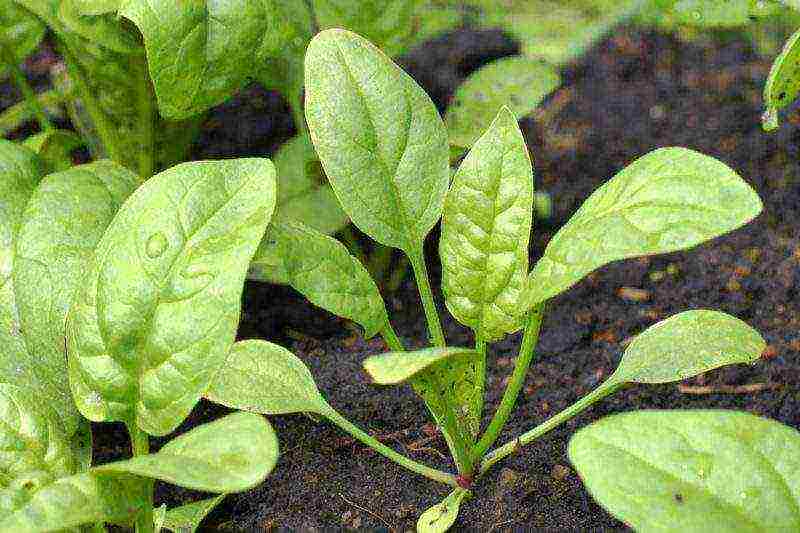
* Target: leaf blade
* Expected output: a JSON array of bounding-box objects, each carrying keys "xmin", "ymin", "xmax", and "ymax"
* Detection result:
[{"xmin": 763, "ymin": 27, "xmax": 800, "ymax": 131}]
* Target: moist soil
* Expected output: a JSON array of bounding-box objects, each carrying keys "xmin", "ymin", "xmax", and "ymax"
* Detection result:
[{"xmin": 4, "ymin": 26, "xmax": 800, "ymax": 531}]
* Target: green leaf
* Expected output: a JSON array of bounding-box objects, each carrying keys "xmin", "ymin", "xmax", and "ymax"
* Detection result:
[
  {"xmin": 13, "ymin": 159, "xmax": 140, "ymax": 435},
  {"xmin": 304, "ymin": 29, "xmax": 450, "ymax": 254},
  {"xmin": 445, "ymin": 57, "xmax": 560, "ymax": 149},
  {"xmin": 364, "ymin": 347, "xmax": 477, "ymax": 385},
  {"xmin": 312, "ymin": 0, "xmax": 420, "ymax": 57},
  {"xmin": 611, "ymin": 310, "xmax": 766, "ymax": 385},
  {"xmin": 265, "ymin": 222, "xmax": 388, "ymax": 338},
  {"xmin": 569, "ymin": 410, "xmax": 800, "ymax": 532},
  {"xmin": 161, "ymin": 495, "xmax": 225, "ymax": 533},
  {"xmin": 0, "ymin": 0, "xmax": 45, "ymax": 79},
  {"xmin": 363, "ymin": 347, "xmax": 479, "ymax": 468},
  {"xmin": 0, "ymin": 88, "xmax": 65, "ymax": 136},
  {"xmin": 97, "ymin": 412, "xmax": 279, "ymax": 493},
  {"xmin": 763, "ymin": 27, "xmax": 800, "ymax": 132},
  {"xmin": 21, "ymin": 129, "xmax": 85, "ymax": 173},
  {"xmin": 67, "ymin": 158, "xmax": 276, "ymax": 436},
  {"xmin": 120, "ymin": 0, "xmax": 277, "ymax": 119},
  {"xmin": 440, "ymin": 106, "xmax": 534, "ymax": 342},
  {"xmin": 417, "ymin": 489, "xmax": 468, "ymax": 533},
  {"xmin": 272, "ymin": 134, "xmax": 349, "ymax": 235},
  {"xmin": 58, "ymin": 0, "xmax": 141, "ymax": 54},
  {"xmin": 206, "ymin": 340, "xmax": 330, "ymax": 415},
  {"xmin": 525, "ymin": 147, "xmax": 762, "ymax": 307},
  {"xmin": 0, "ymin": 471, "xmax": 149, "ymax": 532},
  {"xmin": 671, "ymin": 0, "xmax": 751, "ymax": 27}
]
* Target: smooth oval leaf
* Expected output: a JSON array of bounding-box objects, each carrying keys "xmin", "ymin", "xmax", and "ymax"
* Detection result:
[
  {"xmin": 304, "ymin": 29, "xmax": 450, "ymax": 253},
  {"xmin": 525, "ymin": 147, "xmax": 762, "ymax": 307},
  {"xmin": 120, "ymin": 0, "xmax": 278, "ymax": 118},
  {"xmin": 569, "ymin": 410, "xmax": 800, "ymax": 532},
  {"xmin": 440, "ymin": 106, "xmax": 534, "ymax": 342},
  {"xmin": 417, "ymin": 488, "xmax": 468, "ymax": 533},
  {"xmin": 161, "ymin": 495, "xmax": 225, "ymax": 533},
  {"xmin": 13, "ymin": 160, "xmax": 140, "ymax": 434},
  {"xmin": 67, "ymin": 158, "xmax": 276, "ymax": 436},
  {"xmin": 763, "ymin": 27, "xmax": 800, "ymax": 132},
  {"xmin": 97, "ymin": 412, "xmax": 278, "ymax": 493},
  {"xmin": 0, "ymin": 471, "xmax": 149, "ymax": 532},
  {"xmin": 269, "ymin": 222, "xmax": 388, "ymax": 338},
  {"xmin": 363, "ymin": 347, "xmax": 477, "ymax": 385},
  {"xmin": 206, "ymin": 339, "xmax": 329, "ymax": 415},
  {"xmin": 611, "ymin": 310, "xmax": 766, "ymax": 384},
  {"xmin": 445, "ymin": 57, "xmax": 560, "ymax": 149}
]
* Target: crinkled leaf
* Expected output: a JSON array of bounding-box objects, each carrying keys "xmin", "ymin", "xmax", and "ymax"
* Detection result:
[
  {"xmin": 304, "ymin": 29, "xmax": 450, "ymax": 253},
  {"xmin": 312, "ymin": 0, "xmax": 419, "ymax": 57},
  {"xmin": 96, "ymin": 412, "xmax": 278, "ymax": 493},
  {"xmin": 21, "ymin": 129, "xmax": 84, "ymax": 173},
  {"xmin": 440, "ymin": 107, "xmax": 534, "ymax": 342},
  {"xmin": 0, "ymin": 0, "xmax": 45, "ymax": 79},
  {"xmin": 206, "ymin": 340, "xmax": 329, "ymax": 415},
  {"xmin": 569, "ymin": 410, "xmax": 800, "ymax": 532},
  {"xmin": 611, "ymin": 310, "xmax": 766, "ymax": 384},
  {"xmin": 120, "ymin": 0, "xmax": 278, "ymax": 118},
  {"xmin": 0, "ymin": 471, "xmax": 148, "ymax": 532},
  {"xmin": 13, "ymin": 159, "xmax": 139, "ymax": 435},
  {"xmin": 525, "ymin": 147, "xmax": 762, "ymax": 307},
  {"xmin": 364, "ymin": 347, "xmax": 479, "ymax": 467},
  {"xmin": 67, "ymin": 159, "xmax": 276, "ymax": 436},
  {"xmin": 417, "ymin": 489, "xmax": 468, "ymax": 533},
  {"xmin": 445, "ymin": 57, "xmax": 560, "ymax": 148},
  {"xmin": 266, "ymin": 222, "xmax": 388, "ymax": 338},
  {"xmin": 161, "ymin": 495, "xmax": 225, "ymax": 533},
  {"xmin": 763, "ymin": 27, "xmax": 800, "ymax": 131}
]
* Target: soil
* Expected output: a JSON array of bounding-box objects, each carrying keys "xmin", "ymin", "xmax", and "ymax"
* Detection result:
[{"xmin": 4, "ymin": 23, "xmax": 800, "ymax": 532}]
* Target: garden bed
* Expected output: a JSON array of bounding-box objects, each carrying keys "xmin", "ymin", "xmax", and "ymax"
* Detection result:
[{"xmin": 5, "ymin": 25, "xmax": 799, "ymax": 531}]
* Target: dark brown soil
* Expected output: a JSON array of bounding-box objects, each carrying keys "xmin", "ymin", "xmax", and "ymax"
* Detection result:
[{"xmin": 4, "ymin": 23, "xmax": 799, "ymax": 532}]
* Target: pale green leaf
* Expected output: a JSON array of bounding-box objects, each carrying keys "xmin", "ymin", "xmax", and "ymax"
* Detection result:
[
  {"xmin": 120, "ymin": 0, "xmax": 278, "ymax": 118},
  {"xmin": 763, "ymin": 27, "xmax": 800, "ymax": 132},
  {"xmin": 304, "ymin": 29, "xmax": 450, "ymax": 253},
  {"xmin": 364, "ymin": 348, "xmax": 477, "ymax": 385},
  {"xmin": 58, "ymin": 0, "xmax": 141, "ymax": 54},
  {"xmin": 611, "ymin": 310, "xmax": 766, "ymax": 384},
  {"xmin": 440, "ymin": 106, "xmax": 534, "ymax": 342},
  {"xmin": 267, "ymin": 222, "xmax": 388, "ymax": 338},
  {"xmin": 97, "ymin": 412, "xmax": 278, "ymax": 493},
  {"xmin": 0, "ymin": 471, "xmax": 148, "ymax": 532},
  {"xmin": 525, "ymin": 147, "xmax": 762, "ymax": 307},
  {"xmin": 13, "ymin": 160, "xmax": 140, "ymax": 434},
  {"xmin": 162, "ymin": 495, "xmax": 225, "ymax": 533},
  {"xmin": 67, "ymin": 159, "xmax": 276, "ymax": 436},
  {"xmin": 206, "ymin": 339, "xmax": 329, "ymax": 415},
  {"xmin": 671, "ymin": 0, "xmax": 751, "ymax": 27},
  {"xmin": 0, "ymin": 0, "xmax": 45, "ymax": 79},
  {"xmin": 69, "ymin": 0, "xmax": 119, "ymax": 15},
  {"xmin": 569, "ymin": 410, "xmax": 800, "ymax": 532},
  {"xmin": 417, "ymin": 489, "xmax": 468, "ymax": 533},
  {"xmin": 445, "ymin": 57, "xmax": 560, "ymax": 149}
]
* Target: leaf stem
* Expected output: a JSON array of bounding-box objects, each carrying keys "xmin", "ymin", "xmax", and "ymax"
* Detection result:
[
  {"xmin": 0, "ymin": 38, "xmax": 53, "ymax": 132},
  {"xmin": 471, "ymin": 303, "xmax": 545, "ymax": 461},
  {"xmin": 478, "ymin": 378, "xmax": 621, "ymax": 476},
  {"xmin": 409, "ymin": 249, "xmax": 446, "ymax": 348},
  {"xmin": 134, "ymin": 54, "xmax": 156, "ymax": 178},
  {"xmin": 473, "ymin": 339, "xmax": 487, "ymax": 426},
  {"xmin": 381, "ymin": 319, "xmax": 405, "ymax": 352},
  {"xmin": 127, "ymin": 423, "xmax": 155, "ymax": 533},
  {"xmin": 324, "ymin": 407, "xmax": 459, "ymax": 488}
]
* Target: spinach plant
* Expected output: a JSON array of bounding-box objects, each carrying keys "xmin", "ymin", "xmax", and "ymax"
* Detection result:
[
  {"xmin": 205, "ymin": 29, "xmax": 768, "ymax": 530},
  {"xmin": 0, "ymin": 139, "xmax": 280, "ymax": 531}
]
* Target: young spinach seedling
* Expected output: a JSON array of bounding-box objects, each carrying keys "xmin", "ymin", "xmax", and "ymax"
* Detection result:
[
  {"xmin": 206, "ymin": 29, "xmax": 769, "ymax": 530},
  {"xmin": 0, "ymin": 140, "xmax": 280, "ymax": 531}
]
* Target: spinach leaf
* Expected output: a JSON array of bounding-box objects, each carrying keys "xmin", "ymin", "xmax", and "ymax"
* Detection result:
[
  {"xmin": 161, "ymin": 495, "xmax": 225, "ymax": 533},
  {"xmin": 524, "ymin": 147, "xmax": 762, "ymax": 307},
  {"xmin": 0, "ymin": 88, "xmax": 64, "ymax": 136},
  {"xmin": 0, "ymin": 0, "xmax": 45, "ymax": 79},
  {"xmin": 445, "ymin": 58, "xmax": 560, "ymax": 149},
  {"xmin": 763, "ymin": 27, "xmax": 800, "ymax": 131},
  {"xmin": 96, "ymin": 412, "xmax": 278, "ymax": 493},
  {"xmin": 569, "ymin": 410, "xmax": 800, "ymax": 531},
  {"xmin": 417, "ymin": 489, "xmax": 469, "ymax": 533},
  {"xmin": 440, "ymin": 106, "xmax": 534, "ymax": 342},
  {"xmin": 67, "ymin": 158, "xmax": 276, "ymax": 436},
  {"xmin": 21, "ymin": 129, "xmax": 84, "ymax": 173},
  {"xmin": 304, "ymin": 29, "xmax": 450, "ymax": 255},
  {"xmin": 12, "ymin": 159, "xmax": 140, "ymax": 435},
  {"xmin": 610, "ymin": 310, "xmax": 766, "ymax": 385}
]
